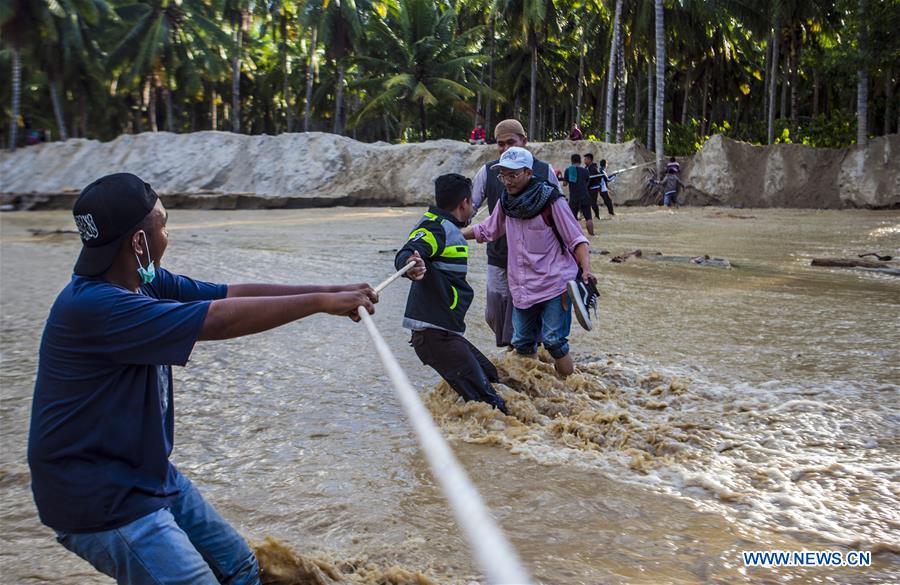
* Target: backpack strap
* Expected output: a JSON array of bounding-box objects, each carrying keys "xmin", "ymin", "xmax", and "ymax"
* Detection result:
[
  {"xmin": 541, "ymin": 203, "xmax": 582, "ymax": 281},
  {"xmin": 540, "ymin": 204, "xmax": 567, "ymax": 253}
]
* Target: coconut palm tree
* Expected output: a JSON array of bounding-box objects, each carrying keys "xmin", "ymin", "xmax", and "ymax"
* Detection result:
[
  {"xmin": 1, "ymin": 0, "xmax": 54, "ymax": 148},
  {"xmin": 318, "ymin": 0, "xmax": 363, "ymax": 134},
  {"xmin": 604, "ymin": 0, "xmax": 623, "ymax": 142},
  {"xmin": 351, "ymin": 0, "xmax": 489, "ymax": 141},
  {"xmin": 856, "ymin": 0, "xmax": 867, "ymax": 145},
  {"xmin": 496, "ymin": 0, "xmax": 559, "ymax": 139},
  {"xmin": 107, "ymin": 0, "xmax": 230, "ymax": 133},
  {"xmin": 654, "ymin": 0, "xmax": 664, "ymax": 174}
]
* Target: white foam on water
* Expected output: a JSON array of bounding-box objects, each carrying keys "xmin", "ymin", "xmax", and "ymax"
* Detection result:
[{"xmin": 425, "ymin": 353, "xmax": 900, "ymax": 553}]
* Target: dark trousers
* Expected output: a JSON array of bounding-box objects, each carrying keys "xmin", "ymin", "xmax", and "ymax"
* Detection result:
[
  {"xmin": 410, "ymin": 329, "xmax": 508, "ymax": 414},
  {"xmin": 595, "ymin": 190, "xmax": 615, "ymax": 215}
]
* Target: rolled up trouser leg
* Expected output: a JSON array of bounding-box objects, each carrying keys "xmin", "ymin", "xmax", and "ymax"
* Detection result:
[{"xmin": 485, "ymin": 265, "xmax": 515, "ymax": 347}]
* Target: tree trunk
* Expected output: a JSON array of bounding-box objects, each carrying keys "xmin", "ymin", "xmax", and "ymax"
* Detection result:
[
  {"xmin": 616, "ymin": 33, "xmax": 625, "ymax": 142},
  {"xmin": 281, "ymin": 16, "xmax": 294, "ymax": 132},
  {"xmin": 333, "ymin": 62, "xmax": 345, "ymax": 134},
  {"xmin": 654, "ymin": 0, "xmax": 665, "ymax": 175},
  {"xmin": 78, "ymin": 84, "xmax": 88, "ymax": 138},
  {"xmin": 700, "ymin": 69, "xmax": 709, "ymax": 136},
  {"xmin": 210, "ymin": 87, "xmax": 217, "ymax": 130},
  {"xmin": 49, "ymin": 78, "xmax": 68, "ymax": 141},
  {"xmin": 149, "ymin": 76, "xmax": 158, "ymax": 132},
  {"xmin": 529, "ymin": 39, "xmax": 537, "ymax": 139},
  {"xmin": 767, "ymin": 17, "xmax": 781, "ymax": 144},
  {"xmin": 647, "ymin": 58, "xmax": 654, "ymax": 148},
  {"xmin": 857, "ymin": 0, "xmax": 868, "ymax": 145},
  {"xmin": 885, "ymin": 65, "xmax": 894, "ymax": 135},
  {"xmin": 763, "ymin": 33, "xmax": 772, "ymax": 125},
  {"xmin": 232, "ymin": 18, "xmax": 243, "ymax": 133},
  {"xmin": 605, "ymin": 0, "xmax": 623, "ymax": 142},
  {"xmin": 780, "ymin": 54, "xmax": 788, "ymax": 122},
  {"xmin": 164, "ymin": 69, "xmax": 175, "ymax": 132},
  {"xmin": 133, "ymin": 92, "xmax": 143, "ymax": 133},
  {"xmin": 486, "ymin": 14, "xmax": 495, "ymax": 137},
  {"xmin": 418, "ymin": 97, "xmax": 427, "ymax": 141},
  {"xmin": 304, "ymin": 26, "xmax": 317, "ymax": 132},
  {"xmin": 575, "ymin": 25, "xmax": 585, "ymax": 125},
  {"xmin": 790, "ymin": 25, "xmax": 799, "ymax": 135},
  {"xmin": 538, "ymin": 101, "xmax": 544, "ymax": 141},
  {"xmin": 551, "ymin": 104, "xmax": 557, "ymax": 138},
  {"xmin": 633, "ymin": 66, "xmax": 641, "ymax": 132},
  {"xmin": 8, "ymin": 47, "xmax": 21, "ymax": 150},
  {"xmin": 681, "ymin": 72, "xmax": 690, "ymax": 126},
  {"xmin": 812, "ymin": 72, "xmax": 819, "ymax": 118}
]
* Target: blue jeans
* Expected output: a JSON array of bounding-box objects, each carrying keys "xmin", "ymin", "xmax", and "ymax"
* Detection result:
[
  {"xmin": 56, "ymin": 471, "xmax": 259, "ymax": 585},
  {"xmin": 511, "ymin": 293, "xmax": 572, "ymax": 359},
  {"xmin": 664, "ymin": 190, "xmax": 677, "ymax": 206}
]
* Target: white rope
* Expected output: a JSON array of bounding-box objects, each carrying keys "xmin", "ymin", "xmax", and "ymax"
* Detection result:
[
  {"xmin": 375, "ymin": 261, "xmax": 416, "ymax": 294},
  {"xmin": 356, "ymin": 266, "xmax": 532, "ymax": 585}
]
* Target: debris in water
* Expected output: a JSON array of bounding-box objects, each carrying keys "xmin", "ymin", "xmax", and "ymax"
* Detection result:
[
  {"xmin": 707, "ymin": 211, "xmax": 758, "ymax": 220},
  {"xmin": 811, "ymin": 257, "xmax": 900, "ymax": 275},
  {"xmin": 857, "ymin": 252, "xmax": 893, "ymax": 261},
  {"xmin": 28, "ymin": 228, "xmax": 79, "ymax": 236}
]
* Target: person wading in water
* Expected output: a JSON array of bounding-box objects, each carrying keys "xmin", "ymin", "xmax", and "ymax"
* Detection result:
[
  {"xmin": 469, "ymin": 118, "xmax": 561, "ymax": 348},
  {"xmin": 395, "ymin": 173, "xmax": 508, "ymax": 414},
  {"xmin": 28, "ymin": 173, "xmax": 377, "ymax": 585},
  {"xmin": 463, "ymin": 148, "xmax": 598, "ymax": 377}
]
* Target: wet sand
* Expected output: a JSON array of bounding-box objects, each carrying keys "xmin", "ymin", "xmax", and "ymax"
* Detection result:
[{"xmin": 1, "ymin": 207, "xmax": 898, "ymax": 583}]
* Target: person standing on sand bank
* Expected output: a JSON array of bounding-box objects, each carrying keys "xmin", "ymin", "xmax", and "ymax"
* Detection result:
[
  {"xmin": 662, "ymin": 165, "xmax": 685, "ymax": 207},
  {"xmin": 463, "ymin": 148, "xmax": 598, "ymax": 378},
  {"xmin": 27, "ymin": 173, "xmax": 377, "ymax": 585},
  {"xmin": 470, "ymin": 118, "xmax": 562, "ymax": 348},
  {"xmin": 394, "ymin": 174, "xmax": 508, "ymax": 414},
  {"xmin": 562, "ymin": 153, "xmax": 595, "ymax": 236},
  {"xmin": 585, "ymin": 154, "xmax": 616, "ymax": 217}
]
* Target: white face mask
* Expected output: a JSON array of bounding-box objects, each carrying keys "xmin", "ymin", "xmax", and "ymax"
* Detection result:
[{"xmin": 134, "ymin": 232, "xmax": 156, "ymax": 284}]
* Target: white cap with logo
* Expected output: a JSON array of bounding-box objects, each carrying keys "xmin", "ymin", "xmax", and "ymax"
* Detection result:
[{"xmin": 491, "ymin": 146, "xmax": 534, "ymax": 171}]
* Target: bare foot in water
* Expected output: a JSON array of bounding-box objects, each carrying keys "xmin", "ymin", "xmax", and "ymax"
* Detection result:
[{"xmin": 554, "ymin": 354, "xmax": 575, "ymax": 377}]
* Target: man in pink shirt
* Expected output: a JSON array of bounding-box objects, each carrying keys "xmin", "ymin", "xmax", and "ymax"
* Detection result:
[{"xmin": 463, "ymin": 147, "xmax": 597, "ymax": 377}]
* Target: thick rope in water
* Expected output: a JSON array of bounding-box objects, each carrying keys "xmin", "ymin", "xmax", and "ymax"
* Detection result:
[{"xmin": 358, "ymin": 262, "xmax": 532, "ymax": 585}]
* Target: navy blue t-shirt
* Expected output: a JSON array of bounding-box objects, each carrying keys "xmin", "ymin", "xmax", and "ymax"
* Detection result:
[{"xmin": 28, "ymin": 268, "xmax": 227, "ymax": 533}]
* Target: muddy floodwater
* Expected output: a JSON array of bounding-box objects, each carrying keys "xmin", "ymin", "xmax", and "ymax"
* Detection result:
[{"xmin": 1, "ymin": 207, "xmax": 898, "ymax": 584}]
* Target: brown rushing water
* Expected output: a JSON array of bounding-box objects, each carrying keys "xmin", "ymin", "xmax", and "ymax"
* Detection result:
[{"xmin": 1, "ymin": 207, "xmax": 898, "ymax": 584}]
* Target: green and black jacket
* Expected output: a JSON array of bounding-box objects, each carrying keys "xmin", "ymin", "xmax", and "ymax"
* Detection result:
[{"xmin": 395, "ymin": 206, "xmax": 473, "ymax": 334}]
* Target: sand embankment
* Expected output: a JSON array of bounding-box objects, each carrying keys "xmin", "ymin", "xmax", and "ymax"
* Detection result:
[{"xmin": 1, "ymin": 131, "xmax": 896, "ymax": 209}]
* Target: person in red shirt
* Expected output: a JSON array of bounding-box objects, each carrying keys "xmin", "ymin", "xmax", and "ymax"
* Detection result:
[
  {"xmin": 469, "ymin": 123, "xmax": 486, "ymax": 145},
  {"xmin": 568, "ymin": 124, "xmax": 584, "ymax": 141}
]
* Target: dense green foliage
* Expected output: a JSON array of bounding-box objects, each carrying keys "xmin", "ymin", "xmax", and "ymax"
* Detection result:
[{"xmin": 2, "ymin": 0, "xmax": 897, "ymax": 150}]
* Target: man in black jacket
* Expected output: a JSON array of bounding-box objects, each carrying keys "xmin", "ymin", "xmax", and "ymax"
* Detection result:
[{"xmin": 395, "ymin": 174, "xmax": 508, "ymax": 414}]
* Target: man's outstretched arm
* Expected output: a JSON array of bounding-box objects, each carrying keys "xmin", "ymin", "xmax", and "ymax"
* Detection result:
[
  {"xmin": 226, "ymin": 282, "xmax": 371, "ymax": 297},
  {"xmin": 199, "ymin": 288, "xmax": 376, "ymax": 341}
]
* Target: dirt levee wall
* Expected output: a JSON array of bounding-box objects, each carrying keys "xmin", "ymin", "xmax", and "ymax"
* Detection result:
[{"xmin": 1, "ymin": 131, "xmax": 896, "ymax": 209}]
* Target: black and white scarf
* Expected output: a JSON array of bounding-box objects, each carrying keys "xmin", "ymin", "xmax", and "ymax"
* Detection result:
[{"xmin": 500, "ymin": 178, "xmax": 561, "ymax": 219}]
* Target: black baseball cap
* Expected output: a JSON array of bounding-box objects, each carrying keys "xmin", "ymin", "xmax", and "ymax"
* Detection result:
[{"xmin": 72, "ymin": 173, "xmax": 159, "ymax": 276}]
